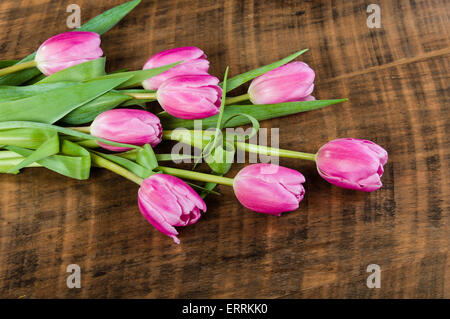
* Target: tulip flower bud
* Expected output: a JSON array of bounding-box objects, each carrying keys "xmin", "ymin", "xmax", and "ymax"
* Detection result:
[
  {"xmin": 138, "ymin": 174, "xmax": 207, "ymax": 244},
  {"xmin": 142, "ymin": 46, "xmax": 210, "ymax": 90},
  {"xmin": 156, "ymin": 74, "xmax": 222, "ymax": 119},
  {"xmin": 233, "ymin": 163, "xmax": 306, "ymax": 215},
  {"xmin": 35, "ymin": 31, "xmax": 103, "ymax": 76},
  {"xmin": 248, "ymin": 62, "xmax": 315, "ymax": 104},
  {"xmin": 316, "ymin": 138, "xmax": 388, "ymax": 192},
  {"xmin": 90, "ymin": 109, "xmax": 162, "ymax": 151}
]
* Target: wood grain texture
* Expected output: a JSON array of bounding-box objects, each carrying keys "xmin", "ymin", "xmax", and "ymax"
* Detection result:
[{"xmin": 0, "ymin": 0, "xmax": 449, "ymax": 298}]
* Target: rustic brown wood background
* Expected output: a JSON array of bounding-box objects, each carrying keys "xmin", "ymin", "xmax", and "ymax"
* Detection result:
[{"xmin": 0, "ymin": 0, "xmax": 448, "ymax": 299}]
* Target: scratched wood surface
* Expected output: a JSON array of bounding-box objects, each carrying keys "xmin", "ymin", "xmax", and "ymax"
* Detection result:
[{"xmin": 0, "ymin": 0, "xmax": 448, "ymax": 298}]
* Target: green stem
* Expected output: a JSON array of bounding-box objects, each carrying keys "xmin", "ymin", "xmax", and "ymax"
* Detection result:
[
  {"xmin": 225, "ymin": 93, "xmax": 250, "ymax": 105},
  {"xmin": 116, "ymin": 150, "xmax": 139, "ymax": 160},
  {"xmin": 70, "ymin": 126, "xmax": 91, "ymax": 134},
  {"xmin": 76, "ymin": 139, "xmax": 100, "ymax": 148},
  {"xmin": 157, "ymin": 166, "xmax": 234, "ymax": 187},
  {"xmin": 124, "ymin": 92, "xmax": 157, "ymax": 100},
  {"xmin": 0, "ymin": 60, "xmax": 37, "ymax": 77},
  {"xmin": 235, "ymin": 142, "xmax": 316, "ymax": 161},
  {"xmin": 163, "ymin": 130, "xmax": 317, "ymax": 161},
  {"xmin": 90, "ymin": 152, "xmax": 144, "ymax": 185}
]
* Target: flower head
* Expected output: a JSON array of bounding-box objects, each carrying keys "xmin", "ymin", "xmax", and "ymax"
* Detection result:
[
  {"xmin": 233, "ymin": 163, "xmax": 305, "ymax": 215},
  {"xmin": 316, "ymin": 138, "xmax": 388, "ymax": 192},
  {"xmin": 90, "ymin": 109, "xmax": 162, "ymax": 151},
  {"xmin": 35, "ymin": 31, "xmax": 103, "ymax": 76},
  {"xmin": 156, "ymin": 74, "xmax": 222, "ymax": 119},
  {"xmin": 248, "ymin": 61, "xmax": 315, "ymax": 104},
  {"xmin": 138, "ymin": 174, "xmax": 207, "ymax": 243},
  {"xmin": 142, "ymin": 46, "xmax": 210, "ymax": 90}
]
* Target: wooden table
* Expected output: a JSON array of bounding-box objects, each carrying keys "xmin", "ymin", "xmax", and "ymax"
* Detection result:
[{"xmin": 0, "ymin": 0, "xmax": 448, "ymax": 298}]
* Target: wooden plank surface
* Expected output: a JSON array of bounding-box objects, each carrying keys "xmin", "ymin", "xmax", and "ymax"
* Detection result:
[{"xmin": 0, "ymin": 0, "xmax": 449, "ymax": 298}]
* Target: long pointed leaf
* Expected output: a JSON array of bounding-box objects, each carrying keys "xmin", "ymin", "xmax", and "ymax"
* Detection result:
[
  {"xmin": 0, "ymin": 158, "xmax": 40, "ymax": 174},
  {"xmin": 37, "ymin": 58, "xmax": 106, "ymax": 83},
  {"xmin": 77, "ymin": 0, "xmax": 141, "ymax": 34},
  {"xmin": 0, "ymin": 74, "xmax": 132, "ymax": 123},
  {"xmin": 7, "ymin": 134, "xmax": 59, "ymax": 173},
  {"xmin": 0, "ymin": 60, "xmax": 19, "ymax": 68},
  {"xmin": 60, "ymin": 91, "xmax": 132, "ymax": 125},
  {"xmin": 136, "ymin": 144, "xmax": 158, "ymax": 171},
  {"xmin": 92, "ymin": 150, "xmax": 151, "ymax": 179},
  {"xmin": 223, "ymin": 49, "xmax": 308, "ymax": 92},
  {"xmin": 110, "ymin": 62, "xmax": 182, "ymax": 89},
  {"xmin": 0, "ymin": 82, "xmax": 77, "ymax": 102},
  {"xmin": 6, "ymin": 140, "xmax": 91, "ymax": 180}
]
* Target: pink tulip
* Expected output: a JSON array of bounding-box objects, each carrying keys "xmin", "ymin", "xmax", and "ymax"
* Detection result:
[
  {"xmin": 233, "ymin": 163, "xmax": 305, "ymax": 215},
  {"xmin": 90, "ymin": 109, "xmax": 162, "ymax": 152},
  {"xmin": 142, "ymin": 47, "xmax": 210, "ymax": 90},
  {"xmin": 35, "ymin": 31, "xmax": 103, "ymax": 76},
  {"xmin": 138, "ymin": 174, "xmax": 207, "ymax": 244},
  {"xmin": 248, "ymin": 62, "xmax": 315, "ymax": 104},
  {"xmin": 316, "ymin": 138, "xmax": 388, "ymax": 192},
  {"xmin": 156, "ymin": 74, "xmax": 222, "ymax": 119}
]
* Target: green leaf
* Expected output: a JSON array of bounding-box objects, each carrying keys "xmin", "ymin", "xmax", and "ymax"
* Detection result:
[
  {"xmin": 159, "ymin": 99, "xmax": 348, "ymax": 130},
  {"xmin": 156, "ymin": 154, "xmax": 196, "ymax": 162},
  {"xmin": 76, "ymin": 0, "xmax": 142, "ymax": 35},
  {"xmin": 6, "ymin": 140, "xmax": 91, "ymax": 180},
  {"xmin": 0, "ymin": 128, "xmax": 56, "ymax": 149},
  {"xmin": 204, "ymin": 140, "xmax": 235, "ymax": 174},
  {"xmin": 200, "ymin": 177, "xmax": 222, "ymax": 199},
  {"xmin": 0, "ymin": 150, "xmax": 28, "ymax": 160},
  {"xmin": 222, "ymin": 113, "xmax": 260, "ymax": 141},
  {"xmin": 37, "ymin": 58, "xmax": 106, "ymax": 83},
  {"xmin": 109, "ymin": 68, "xmax": 131, "ymax": 74},
  {"xmin": 0, "ymin": 82, "xmax": 77, "ymax": 102},
  {"xmin": 92, "ymin": 150, "xmax": 151, "ymax": 179},
  {"xmin": 0, "ymin": 158, "xmax": 40, "ymax": 174},
  {"xmin": 60, "ymin": 91, "xmax": 132, "ymax": 125},
  {"xmin": 185, "ymin": 181, "xmax": 221, "ymax": 196},
  {"xmin": 7, "ymin": 133, "xmax": 59, "ymax": 173},
  {"xmin": 136, "ymin": 144, "xmax": 158, "ymax": 171},
  {"xmin": 111, "ymin": 62, "xmax": 182, "ymax": 89},
  {"xmin": 22, "ymin": 73, "xmax": 46, "ymax": 85},
  {"xmin": 204, "ymin": 113, "xmax": 260, "ymax": 175},
  {"xmin": 201, "ymin": 67, "xmax": 234, "ymax": 174},
  {"xmin": 0, "ymin": 68, "xmax": 41, "ymax": 87},
  {"xmin": 223, "ymin": 49, "xmax": 309, "ymax": 92},
  {"xmin": 0, "ymin": 74, "xmax": 132, "ymax": 124},
  {"xmin": 0, "ymin": 0, "xmax": 142, "ymax": 86},
  {"xmin": 215, "ymin": 68, "xmax": 229, "ymax": 131}
]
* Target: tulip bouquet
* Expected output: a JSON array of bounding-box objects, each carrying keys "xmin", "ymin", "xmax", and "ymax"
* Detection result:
[{"xmin": 0, "ymin": 0, "xmax": 388, "ymax": 244}]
